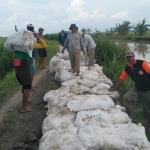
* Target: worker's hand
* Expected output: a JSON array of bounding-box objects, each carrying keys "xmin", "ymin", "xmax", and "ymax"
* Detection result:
[
  {"xmin": 83, "ymin": 51, "xmax": 86, "ymax": 55},
  {"xmin": 33, "ymin": 33, "xmax": 40, "ymax": 39},
  {"xmin": 29, "ymin": 58, "xmax": 33, "ymax": 63},
  {"xmin": 108, "ymin": 88, "xmax": 116, "ymax": 91},
  {"xmin": 61, "ymin": 49, "xmax": 64, "ymax": 54}
]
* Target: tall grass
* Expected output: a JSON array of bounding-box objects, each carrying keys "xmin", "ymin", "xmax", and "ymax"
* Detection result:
[
  {"xmin": 95, "ymin": 34, "xmax": 150, "ymax": 140},
  {"xmin": 0, "ymin": 45, "xmax": 14, "ymax": 79}
]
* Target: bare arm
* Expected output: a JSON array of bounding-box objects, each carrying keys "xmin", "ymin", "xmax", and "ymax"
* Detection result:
[{"xmin": 109, "ymin": 79, "xmax": 124, "ymax": 91}]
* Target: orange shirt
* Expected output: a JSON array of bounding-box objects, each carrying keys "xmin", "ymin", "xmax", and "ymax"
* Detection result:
[{"xmin": 120, "ymin": 60, "xmax": 150, "ymax": 80}]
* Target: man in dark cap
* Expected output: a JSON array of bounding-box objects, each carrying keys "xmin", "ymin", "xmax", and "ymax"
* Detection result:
[
  {"xmin": 61, "ymin": 24, "xmax": 86, "ymax": 76},
  {"xmin": 109, "ymin": 50, "xmax": 150, "ymax": 132}
]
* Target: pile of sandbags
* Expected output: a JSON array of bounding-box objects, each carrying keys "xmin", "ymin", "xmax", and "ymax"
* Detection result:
[
  {"xmin": 4, "ymin": 29, "xmax": 36, "ymax": 57},
  {"xmin": 39, "ymin": 56, "xmax": 150, "ymax": 150}
]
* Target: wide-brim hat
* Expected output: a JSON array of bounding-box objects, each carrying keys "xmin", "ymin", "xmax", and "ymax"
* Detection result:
[{"xmin": 69, "ymin": 24, "xmax": 78, "ymax": 30}]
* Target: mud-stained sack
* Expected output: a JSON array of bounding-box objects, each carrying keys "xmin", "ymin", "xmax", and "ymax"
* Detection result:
[
  {"xmin": 81, "ymin": 73, "xmax": 99, "ymax": 82},
  {"xmin": 42, "ymin": 108, "xmax": 76, "ymax": 134},
  {"xmin": 71, "ymin": 84, "xmax": 91, "ymax": 95},
  {"xmin": 67, "ymin": 95, "xmax": 114, "ymax": 112},
  {"xmin": 43, "ymin": 89, "xmax": 69, "ymax": 102},
  {"xmin": 74, "ymin": 109, "xmax": 130, "ymax": 128},
  {"xmin": 78, "ymin": 123, "xmax": 126, "ymax": 150},
  {"xmin": 39, "ymin": 129, "xmax": 86, "ymax": 150},
  {"xmin": 61, "ymin": 79, "xmax": 78, "ymax": 87},
  {"xmin": 4, "ymin": 29, "xmax": 36, "ymax": 57},
  {"xmin": 76, "ymin": 79, "xmax": 98, "ymax": 88},
  {"xmin": 47, "ymin": 93, "xmax": 75, "ymax": 109}
]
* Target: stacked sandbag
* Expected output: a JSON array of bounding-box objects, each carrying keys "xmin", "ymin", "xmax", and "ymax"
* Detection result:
[
  {"xmin": 49, "ymin": 55, "xmax": 62, "ymax": 73},
  {"xmin": 66, "ymin": 95, "xmax": 114, "ymax": 112},
  {"xmin": 42, "ymin": 108, "xmax": 76, "ymax": 134},
  {"xmin": 39, "ymin": 128, "xmax": 86, "ymax": 150},
  {"xmin": 4, "ymin": 29, "xmax": 36, "ymax": 57},
  {"xmin": 59, "ymin": 45, "xmax": 69, "ymax": 60},
  {"xmin": 74, "ymin": 108, "xmax": 131, "ymax": 128},
  {"xmin": 55, "ymin": 63, "xmax": 71, "ymax": 82},
  {"xmin": 39, "ymin": 57, "xmax": 150, "ymax": 150},
  {"xmin": 78, "ymin": 122, "xmax": 150, "ymax": 150}
]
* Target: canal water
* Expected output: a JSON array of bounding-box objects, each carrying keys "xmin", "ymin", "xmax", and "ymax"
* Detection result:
[{"xmin": 115, "ymin": 41, "xmax": 150, "ymax": 63}]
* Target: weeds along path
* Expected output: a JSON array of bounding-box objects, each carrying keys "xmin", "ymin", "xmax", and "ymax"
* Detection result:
[
  {"xmin": 0, "ymin": 67, "xmax": 48, "ymax": 123},
  {"xmin": 0, "ymin": 67, "xmax": 61, "ymax": 150}
]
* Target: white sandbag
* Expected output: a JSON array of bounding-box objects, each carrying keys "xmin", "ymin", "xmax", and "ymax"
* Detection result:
[
  {"xmin": 71, "ymin": 84, "xmax": 91, "ymax": 95},
  {"xmin": 115, "ymin": 123, "xmax": 150, "ymax": 150},
  {"xmin": 39, "ymin": 129, "xmax": 86, "ymax": 150},
  {"xmin": 91, "ymin": 84, "xmax": 120, "ymax": 100},
  {"xmin": 47, "ymin": 93, "xmax": 75, "ymax": 109},
  {"xmin": 61, "ymin": 79, "xmax": 78, "ymax": 87},
  {"xmin": 109, "ymin": 91, "xmax": 120, "ymax": 100},
  {"xmin": 55, "ymin": 69, "xmax": 71, "ymax": 82},
  {"xmin": 49, "ymin": 56, "xmax": 61, "ymax": 73},
  {"xmin": 61, "ymin": 59, "xmax": 71, "ymax": 67},
  {"xmin": 81, "ymin": 73, "xmax": 99, "ymax": 82},
  {"xmin": 4, "ymin": 29, "xmax": 36, "ymax": 57},
  {"xmin": 78, "ymin": 123, "xmax": 126, "ymax": 150},
  {"xmin": 80, "ymin": 52, "xmax": 89, "ymax": 66},
  {"xmin": 74, "ymin": 109, "xmax": 130, "ymax": 128},
  {"xmin": 76, "ymin": 79, "xmax": 98, "ymax": 88},
  {"xmin": 42, "ymin": 108, "xmax": 76, "ymax": 134},
  {"xmin": 67, "ymin": 95, "xmax": 114, "ymax": 112},
  {"xmin": 43, "ymin": 89, "xmax": 69, "ymax": 102},
  {"xmin": 59, "ymin": 45, "xmax": 69, "ymax": 60},
  {"xmin": 46, "ymin": 107, "xmax": 62, "ymax": 116}
]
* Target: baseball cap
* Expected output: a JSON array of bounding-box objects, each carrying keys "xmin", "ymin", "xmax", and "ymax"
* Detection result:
[{"xmin": 125, "ymin": 50, "xmax": 134, "ymax": 57}]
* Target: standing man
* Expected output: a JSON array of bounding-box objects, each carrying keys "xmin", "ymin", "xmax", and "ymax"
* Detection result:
[
  {"xmin": 15, "ymin": 23, "xmax": 47, "ymax": 113},
  {"xmin": 59, "ymin": 30, "xmax": 67, "ymax": 46},
  {"xmin": 81, "ymin": 32, "xmax": 96, "ymax": 69},
  {"xmin": 61, "ymin": 24, "xmax": 86, "ymax": 76},
  {"xmin": 38, "ymin": 27, "xmax": 47, "ymax": 69},
  {"xmin": 109, "ymin": 50, "xmax": 150, "ymax": 132}
]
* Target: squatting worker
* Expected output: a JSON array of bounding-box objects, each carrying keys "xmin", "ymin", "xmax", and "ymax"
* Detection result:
[
  {"xmin": 14, "ymin": 23, "xmax": 47, "ymax": 113},
  {"xmin": 109, "ymin": 50, "xmax": 150, "ymax": 132},
  {"xmin": 81, "ymin": 32, "xmax": 96, "ymax": 69},
  {"xmin": 61, "ymin": 24, "xmax": 86, "ymax": 76}
]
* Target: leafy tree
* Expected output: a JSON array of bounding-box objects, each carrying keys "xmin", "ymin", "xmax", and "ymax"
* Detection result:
[
  {"xmin": 134, "ymin": 18, "xmax": 150, "ymax": 36},
  {"xmin": 115, "ymin": 21, "xmax": 132, "ymax": 36}
]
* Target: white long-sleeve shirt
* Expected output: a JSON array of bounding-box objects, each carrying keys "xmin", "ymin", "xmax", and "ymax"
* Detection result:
[{"xmin": 83, "ymin": 34, "xmax": 96, "ymax": 50}]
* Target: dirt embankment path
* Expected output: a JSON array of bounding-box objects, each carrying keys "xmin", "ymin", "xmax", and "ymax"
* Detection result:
[{"xmin": 0, "ymin": 67, "xmax": 60, "ymax": 150}]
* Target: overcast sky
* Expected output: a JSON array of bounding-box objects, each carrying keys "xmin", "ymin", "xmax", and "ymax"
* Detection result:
[{"xmin": 0, "ymin": 0, "xmax": 150, "ymax": 36}]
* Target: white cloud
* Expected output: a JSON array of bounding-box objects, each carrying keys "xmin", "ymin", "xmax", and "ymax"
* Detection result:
[
  {"xmin": 90, "ymin": 10, "xmax": 106, "ymax": 20},
  {"xmin": 110, "ymin": 12, "xmax": 128, "ymax": 19}
]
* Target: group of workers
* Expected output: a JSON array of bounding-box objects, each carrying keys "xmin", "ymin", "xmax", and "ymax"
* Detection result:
[{"xmin": 14, "ymin": 23, "xmax": 150, "ymax": 133}]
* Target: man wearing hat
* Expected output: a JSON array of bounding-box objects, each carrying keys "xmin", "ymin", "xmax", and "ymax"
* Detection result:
[
  {"xmin": 109, "ymin": 50, "xmax": 150, "ymax": 132},
  {"xmin": 61, "ymin": 24, "xmax": 86, "ymax": 76}
]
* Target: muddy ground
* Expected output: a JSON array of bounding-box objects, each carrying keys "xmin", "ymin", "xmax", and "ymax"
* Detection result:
[{"xmin": 0, "ymin": 68, "xmax": 60, "ymax": 150}]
